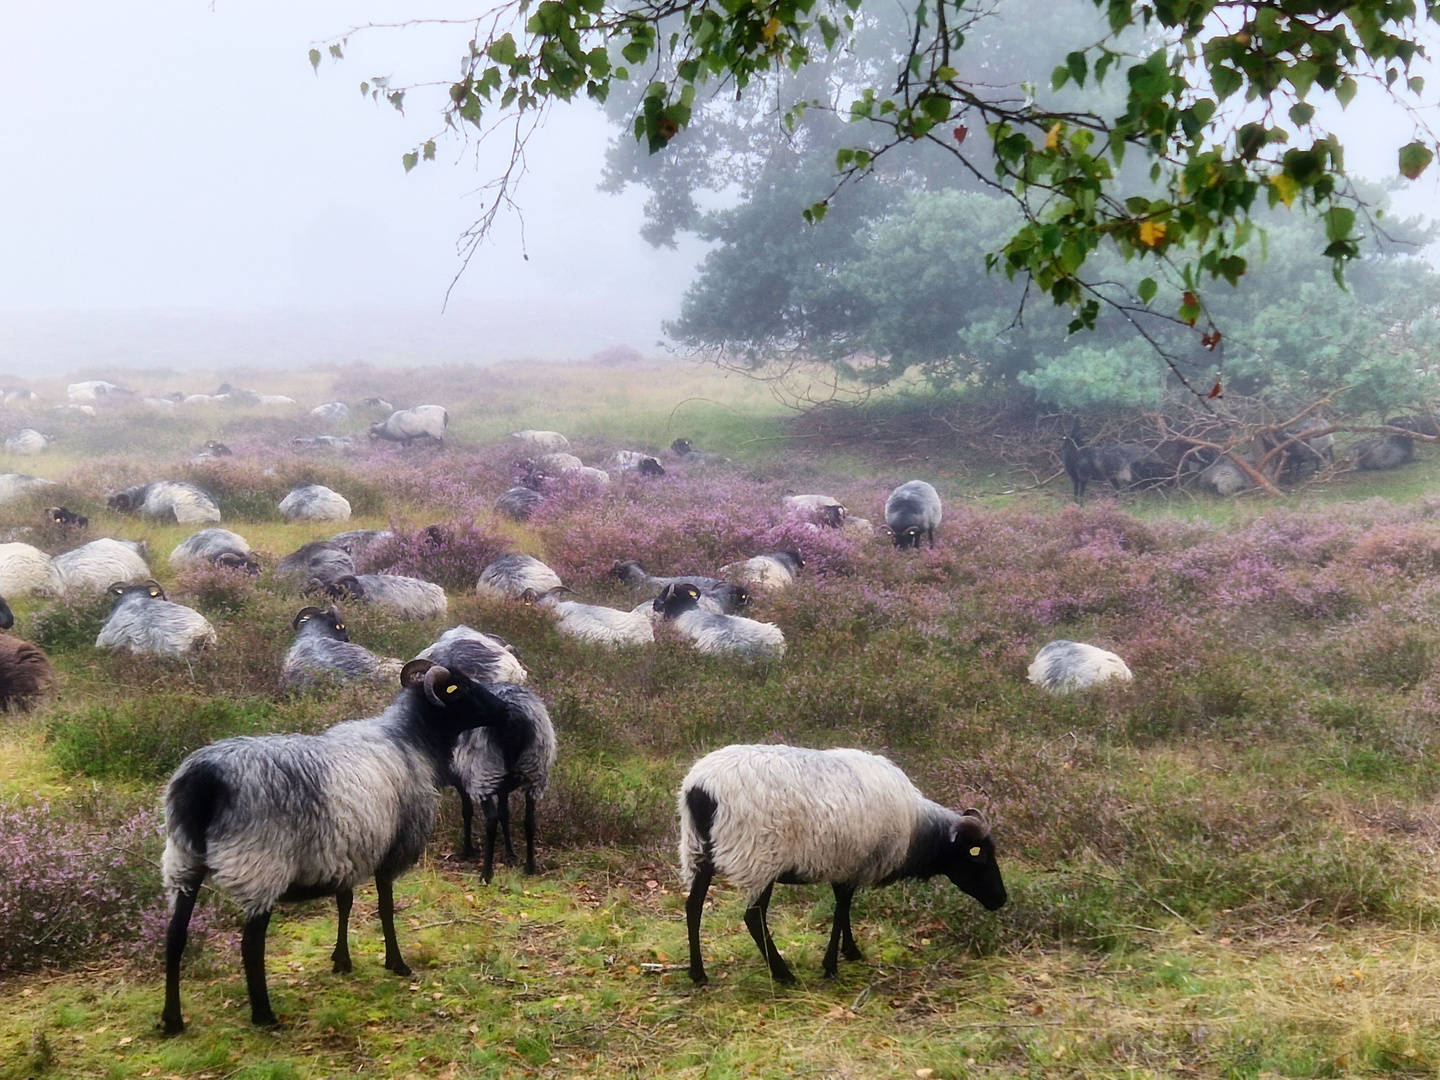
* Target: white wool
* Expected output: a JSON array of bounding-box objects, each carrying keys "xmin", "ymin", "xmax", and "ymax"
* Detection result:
[
  {"xmin": 669, "ymin": 607, "xmax": 784, "ymax": 659},
  {"xmin": 311, "ymin": 401, "xmax": 350, "ymax": 422},
  {"xmin": 717, "ymin": 555, "xmax": 798, "ymax": 592},
  {"xmin": 541, "ymin": 596, "xmax": 654, "ymax": 647},
  {"xmin": 278, "ymin": 484, "xmax": 352, "ymax": 523},
  {"xmin": 536, "ymin": 452, "xmax": 583, "ymax": 471},
  {"xmin": 0, "ymin": 474, "xmax": 56, "ymax": 505},
  {"xmin": 510, "ymin": 429, "xmax": 570, "ymax": 452},
  {"xmin": 1027, "ymin": 640, "xmax": 1133, "ymax": 693},
  {"xmin": 168, "ymin": 529, "xmax": 253, "ymax": 571},
  {"xmin": 55, "ymin": 539, "xmax": 150, "ymax": 594},
  {"xmin": 5, "ymin": 430, "xmax": 48, "ymax": 455},
  {"xmin": 783, "ymin": 494, "xmax": 842, "ymax": 512},
  {"xmin": 416, "ymin": 626, "xmax": 528, "ymax": 685},
  {"xmin": 97, "ymin": 595, "xmax": 217, "ymax": 657},
  {"xmin": 678, "ymin": 745, "xmax": 937, "ymax": 903},
  {"xmin": 0, "ymin": 543, "xmax": 61, "ymax": 596},
  {"xmin": 476, "ymin": 555, "xmax": 562, "ymax": 599}
]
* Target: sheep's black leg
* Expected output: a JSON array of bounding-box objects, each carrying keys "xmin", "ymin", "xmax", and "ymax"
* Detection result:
[
  {"xmin": 332, "ymin": 888, "xmax": 353, "ymax": 974},
  {"xmin": 498, "ymin": 790, "xmax": 517, "ymax": 863},
  {"xmin": 376, "ymin": 874, "xmax": 411, "ymax": 977},
  {"xmin": 523, "ymin": 791, "xmax": 537, "ymax": 875},
  {"xmin": 161, "ymin": 887, "xmax": 198, "ymax": 1036},
  {"xmin": 823, "ymin": 884, "xmax": 859, "ymax": 977},
  {"xmin": 480, "ymin": 796, "xmax": 501, "ymax": 884},
  {"xmin": 685, "ymin": 860, "xmax": 714, "ymax": 985},
  {"xmin": 927, "ymin": 526, "xmax": 936, "ymax": 549},
  {"xmin": 241, "ymin": 910, "xmax": 279, "ymax": 1027},
  {"xmin": 457, "ymin": 787, "xmax": 478, "ymax": 859},
  {"xmin": 743, "ymin": 883, "xmax": 793, "ymax": 984}
]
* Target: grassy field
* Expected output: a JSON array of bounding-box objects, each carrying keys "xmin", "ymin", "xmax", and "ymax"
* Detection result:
[{"xmin": 4, "ymin": 358, "xmax": 1440, "ymax": 1079}]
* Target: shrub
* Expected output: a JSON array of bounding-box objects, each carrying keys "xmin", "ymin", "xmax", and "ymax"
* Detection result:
[
  {"xmin": 28, "ymin": 592, "xmax": 114, "ymax": 652},
  {"xmin": 360, "ymin": 521, "xmax": 511, "ymax": 591}
]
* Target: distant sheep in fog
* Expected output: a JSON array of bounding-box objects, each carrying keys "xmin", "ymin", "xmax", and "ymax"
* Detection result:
[
  {"xmin": 784, "ymin": 494, "xmax": 846, "ymax": 529},
  {"xmin": 510, "ymin": 430, "xmax": 570, "ymax": 452},
  {"xmin": 323, "ymin": 573, "xmax": 448, "ymax": 621},
  {"xmin": 0, "ymin": 475, "xmax": 55, "ymax": 505},
  {"xmin": 55, "ymin": 538, "xmax": 150, "ymax": 594},
  {"xmin": 670, "ymin": 438, "xmax": 728, "ymax": 464},
  {"xmin": 496, "ymin": 486, "xmax": 545, "ymax": 521},
  {"xmin": 169, "ymin": 529, "xmax": 258, "ymax": 575},
  {"xmin": 1028, "ymin": 640, "xmax": 1133, "ymax": 693},
  {"xmin": 279, "ymin": 484, "xmax": 352, "ymax": 523},
  {"xmin": 610, "ymin": 451, "xmax": 666, "ymax": 476},
  {"xmin": 311, "ymin": 402, "xmax": 350, "ymax": 422},
  {"xmin": 1196, "ymin": 456, "xmax": 1253, "ymax": 496},
  {"xmin": 109, "ymin": 481, "xmax": 221, "ymax": 524},
  {"xmin": 5, "ymin": 430, "xmax": 49, "ymax": 456},
  {"xmin": 369, "ymin": 405, "xmax": 449, "ymax": 446},
  {"xmin": 363, "ymin": 396, "xmax": 394, "ymax": 413},
  {"xmin": 534, "ymin": 452, "xmax": 583, "ymax": 471},
  {"xmin": 1350, "ymin": 435, "xmax": 1415, "ymax": 471},
  {"xmin": 292, "ymin": 435, "xmax": 355, "ymax": 451},
  {"xmin": 96, "ymin": 581, "xmax": 216, "ymax": 658},
  {"xmin": 3, "ymin": 389, "xmax": 36, "ymax": 405},
  {"xmin": 67, "ymin": 380, "xmax": 125, "ymax": 403},
  {"xmin": 477, "ymin": 554, "xmax": 562, "ymax": 599}
]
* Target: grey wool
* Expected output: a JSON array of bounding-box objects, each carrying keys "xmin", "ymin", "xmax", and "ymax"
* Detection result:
[
  {"xmin": 96, "ymin": 581, "xmax": 216, "ymax": 658},
  {"xmin": 280, "ymin": 606, "xmax": 403, "ymax": 690}
]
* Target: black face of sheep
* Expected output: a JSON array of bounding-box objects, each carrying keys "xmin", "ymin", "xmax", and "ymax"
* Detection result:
[
  {"xmin": 107, "ymin": 491, "xmax": 137, "ymax": 512},
  {"xmin": 892, "ymin": 525, "xmax": 925, "ymax": 549},
  {"xmin": 200, "ymin": 441, "xmax": 233, "ymax": 456},
  {"xmin": 293, "ymin": 605, "xmax": 348, "ymax": 642},
  {"xmin": 214, "ymin": 551, "xmax": 260, "ymax": 576},
  {"xmin": 108, "ymin": 580, "xmax": 167, "ymax": 606},
  {"xmin": 637, "ymin": 456, "xmax": 666, "ymax": 476},
  {"xmin": 654, "ymin": 582, "xmax": 703, "ymax": 617},
  {"xmin": 940, "ymin": 812, "xmax": 1008, "ymax": 910},
  {"xmin": 0, "ymin": 595, "xmax": 14, "ymax": 631},
  {"xmin": 46, "ymin": 506, "xmax": 88, "ymax": 530},
  {"xmin": 315, "ymin": 575, "xmax": 365, "ymax": 602},
  {"xmin": 671, "ymin": 438, "xmax": 695, "ymax": 455},
  {"xmin": 818, "ymin": 504, "xmax": 846, "ymax": 528}
]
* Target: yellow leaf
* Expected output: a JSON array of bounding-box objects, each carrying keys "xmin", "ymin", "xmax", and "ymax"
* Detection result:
[
  {"xmin": 1045, "ymin": 122, "xmax": 1062, "ymax": 150},
  {"xmin": 1138, "ymin": 220, "xmax": 1167, "ymax": 247},
  {"xmin": 1270, "ymin": 173, "xmax": 1300, "ymax": 207},
  {"xmin": 762, "ymin": 17, "xmax": 781, "ymax": 43}
]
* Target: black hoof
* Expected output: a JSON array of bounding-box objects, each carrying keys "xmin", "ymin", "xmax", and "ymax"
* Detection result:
[
  {"xmin": 251, "ymin": 1012, "xmax": 281, "ymax": 1029},
  {"xmin": 842, "ymin": 945, "xmax": 864, "ymax": 962},
  {"xmin": 689, "ymin": 969, "xmax": 709, "ymax": 986},
  {"xmin": 161, "ymin": 1016, "xmax": 185, "ymax": 1037},
  {"xmin": 823, "ymin": 965, "xmax": 839, "ymax": 979},
  {"xmin": 332, "ymin": 954, "xmax": 352, "ymax": 974},
  {"xmin": 771, "ymin": 970, "xmax": 796, "ymax": 985},
  {"xmin": 386, "ymin": 958, "xmax": 412, "ymax": 977}
]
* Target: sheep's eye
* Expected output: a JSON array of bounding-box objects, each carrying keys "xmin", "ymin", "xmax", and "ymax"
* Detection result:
[{"xmin": 969, "ymin": 846, "xmax": 982, "ymax": 858}]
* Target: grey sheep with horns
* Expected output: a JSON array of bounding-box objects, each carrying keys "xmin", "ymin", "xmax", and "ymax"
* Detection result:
[
  {"xmin": 160, "ymin": 659, "xmax": 511, "ymax": 1034},
  {"xmin": 885, "ymin": 480, "xmax": 942, "ymax": 548},
  {"xmin": 96, "ymin": 581, "xmax": 216, "ymax": 658},
  {"xmin": 280, "ymin": 606, "xmax": 403, "ymax": 690},
  {"xmin": 679, "ymin": 744, "xmax": 1007, "ymax": 984}
]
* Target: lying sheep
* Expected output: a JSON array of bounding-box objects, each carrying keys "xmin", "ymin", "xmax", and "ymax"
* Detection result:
[
  {"xmin": 653, "ymin": 583, "xmax": 785, "ymax": 660},
  {"xmin": 477, "ymin": 554, "xmax": 562, "ymax": 599},
  {"xmin": 311, "ymin": 401, "xmax": 350, "ymax": 422},
  {"xmin": 0, "ymin": 543, "xmax": 61, "ymax": 596},
  {"xmin": 108, "ymin": 481, "xmax": 221, "ymax": 524},
  {"xmin": 97, "ymin": 581, "xmax": 217, "ymax": 658},
  {"xmin": 523, "ymin": 587, "xmax": 654, "ymax": 647},
  {"xmin": 324, "ymin": 573, "xmax": 448, "ymax": 620},
  {"xmin": 45, "ymin": 507, "xmax": 88, "ymax": 530},
  {"xmin": 609, "ymin": 560, "xmax": 749, "ymax": 614},
  {"xmin": 0, "ymin": 474, "xmax": 56, "ymax": 505},
  {"xmin": 718, "ymin": 551, "xmax": 803, "ymax": 592},
  {"xmin": 610, "ymin": 450, "xmax": 666, "ymax": 476},
  {"xmin": 363, "ymin": 396, "xmax": 395, "ymax": 413},
  {"xmin": 169, "ymin": 529, "xmax": 258, "ymax": 575},
  {"xmin": 160, "ymin": 659, "xmax": 509, "ymax": 1033},
  {"xmin": 278, "ymin": 484, "xmax": 352, "ymax": 523},
  {"xmin": 196, "ymin": 440, "xmax": 232, "ymax": 460},
  {"xmin": 1350, "ymin": 435, "xmax": 1415, "ymax": 471},
  {"xmin": 55, "ymin": 538, "xmax": 149, "ymax": 594},
  {"xmin": 535, "ymin": 452, "xmax": 583, "ymax": 471},
  {"xmin": 67, "ymin": 380, "xmax": 125, "ymax": 403},
  {"xmin": 1196, "ymin": 456, "xmax": 1253, "ymax": 496},
  {"xmin": 679, "ymin": 743, "xmax": 1006, "ymax": 984},
  {"xmin": 496, "ymin": 486, "xmax": 545, "ymax": 521},
  {"xmin": 5, "ymin": 430, "xmax": 49, "ymax": 455},
  {"xmin": 670, "ymin": 438, "xmax": 728, "ymax": 464},
  {"xmin": 277, "ymin": 540, "xmax": 355, "ymax": 583},
  {"xmin": 784, "ymin": 494, "xmax": 846, "ymax": 529},
  {"xmin": 369, "ymin": 405, "xmax": 449, "ymax": 445},
  {"xmin": 329, "ymin": 529, "xmax": 394, "ymax": 557},
  {"xmin": 1027, "ymin": 640, "xmax": 1133, "ymax": 693},
  {"xmin": 292, "ymin": 435, "xmax": 356, "ymax": 451},
  {"xmin": 281, "ymin": 606, "xmax": 403, "ymax": 690},
  {"xmin": 510, "ymin": 429, "xmax": 570, "ymax": 452},
  {"xmin": 885, "ymin": 480, "xmax": 942, "ymax": 548}
]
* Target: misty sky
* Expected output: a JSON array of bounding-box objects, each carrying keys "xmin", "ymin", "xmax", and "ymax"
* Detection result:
[{"xmin": 0, "ymin": 3, "xmax": 1435, "ymax": 374}]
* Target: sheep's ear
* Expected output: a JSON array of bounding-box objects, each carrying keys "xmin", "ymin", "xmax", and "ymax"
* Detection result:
[
  {"xmin": 400, "ymin": 658, "xmax": 435, "ymax": 688},
  {"xmin": 684, "ymin": 583, "xmax": 701, "ymax": 600},
  {"xmin": 106, "ymin": 582, "xmax": 127, "ymax": 597},
  {"xmin": 422, "ymin": 663, "xmax": 464, "ymax": 708}
]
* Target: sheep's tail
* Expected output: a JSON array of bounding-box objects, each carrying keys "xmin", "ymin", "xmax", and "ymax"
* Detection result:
[
  {"xmin": 678, "ymin": 782, "xmax": 719, "ymax": 887},
  {"xmin": 161, "ymin": 757, "xmax": 232, "ymax": 901}
]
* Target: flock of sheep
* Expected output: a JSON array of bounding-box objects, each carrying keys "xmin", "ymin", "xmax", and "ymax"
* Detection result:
[{"xmin": 0, "ymin": 393, "xmax": 1143, "ymax": 1034}]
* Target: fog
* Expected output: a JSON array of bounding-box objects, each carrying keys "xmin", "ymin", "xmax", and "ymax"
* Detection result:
[{"xmin": 0, "ymin": 3, "xmax": 1434, "ymax": 375}]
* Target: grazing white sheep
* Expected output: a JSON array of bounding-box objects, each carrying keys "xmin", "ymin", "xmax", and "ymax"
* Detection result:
[
  {"xmin": 55, "ymin": 538, "xmax": 149, "ymax": 594},
  {"xmin": 524, "ymin": 587, "xmax": 654, "ymax": 648},
  {"xmin": 718, "ymin": 551, "xmax": 804, "ymax": 592},
  {"xmin": 369, "ymin": 405, "xmax": 449, "ymax": 445},
  {"xmin": 311, "ymin": 401, "xmax": 350, "ymax": 422},
  {"xmin": 109, "ymin": 482, "xmax": 221, "ymax": 524},
  {"xmin": 96, "ymin": 581, "xmax": 216, "ymax": 658},
  {"xmin": 0, "ymin": 474, "xmax": 56, "ymax": 505},
  {"xmin": 5, "ymin": 430, "xmax": 49, "ymax": 456},
  {"xmin": 510, "ymin": 430, "xmax": 570, "ymax": 452},
  {"xmin": 653, "ymin": 583, "xmax": 785, "ymax": 659},
  {"xmin": 678, "ymin": 744, "xmax": 1007, "ymax": 984},
  {"xmin": 1027, "ymin": 640, "xmax": 1133, "ymax": 693},
  {"xmin": 278, "ymin": 484, "xmax": 352, "ymax": 523},
  {"xmin": 476, "ymin": 554, "xmax": 562, "ymax": 599},
  {"xmin": 0, "ymin": 543, "xmax": 61, "ymax": 596}
]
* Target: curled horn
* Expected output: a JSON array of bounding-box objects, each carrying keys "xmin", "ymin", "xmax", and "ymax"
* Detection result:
[
  {"xmin": 422, "ymin": 663, "xmax": 455, "ymax": 708},
  {"xmin": 292, "ymin": 606, "xmax": 327, "ymax": 630},
  {"xmin": 961, "ymin": 806, "xmax": 986, "ymax": 822},
  {"xmin": 400, "ymin": 658, "xmax": 435, "ymax": 689}
]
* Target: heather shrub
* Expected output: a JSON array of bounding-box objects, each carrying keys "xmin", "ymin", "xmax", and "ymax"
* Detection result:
[
  {"xmin": 28, "ymin": 592, "xmax": 114, "ymax": 652},
  {"xmin": 174, "ymin": 562, "xmax": 262, "ymax": 616},
  {"xmin": 360, "ymin": 521, "xmax": 511, "ymax": 591}
]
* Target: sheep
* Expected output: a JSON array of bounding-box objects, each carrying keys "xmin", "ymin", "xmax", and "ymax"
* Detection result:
[
  {"xmin": 1385, "ymin": 413, "xmax": 1440, "ymax": 438},
  {"xmin": 66, "ymin": 380, "xmax": 124, "ymax": 403},
  {"xmin": 0, "ymin": 625, "xmax": 54, "ymax": 710},
  {"xmin": 278, "ymin": 484, "xmax": 352, "ymax": 523},
  {"xmin": 476, "ymin": 554, "xmax": 562, "ymax": 599},
  {"xmin": 414, "ymin": 625, "xmax": 528, "ymax": 685},
  {"xmin": 277, "ymin": 540, "xmax": 355, "ymax": 584},
  {"xmin": 535, "ymin": 452, "xmax": 584, "ymax": 471},
  {"xmin": 609, "ymin": 560, "xmax": 750, "ymax": 614},
  {"xmin": 678, "ymin": 743, "xmax": 1006, "ymax": 984},
  {"xmin": 670, "ymin": 438, "xmax": 728, "ymax": 464},
  {"xmin": 323, "ymin": 573, "xmax": 448, "ymax": 621},
  {"xmin": 54, "ymin": 403, "xmax": 96, "ymax": 416},
  {"xmin": 1350, "ymin": 434, "xmax": 1415, "ymax": 471},
  {"xmin": 0, "ymin": 474, "xmax": 56, "ymax": 504},
  {"xmin": 3, "ymin": 388, "xmax": 36, "ymax": 404},
  {"xmin": 291, "ymin": 435, "xmax": 356, "ymax": 451},
  {"xmin": 159, "ymin": 658, "xmax": 509, "ymax": 1033},
  {"xmin": 329, "ymin": 529, "xmax": 394, "ymax": 557},
  {"xmin": 718, "ymin": 551, "xmax": 804, "ymax": 592},
  {"xmin": 1196, "ymin": 456, "xmax": 1253, "ymax": 496},
  {"xmin": 885, "ymin": 480, "xmax": 942, "ymax": 548},
  {"xmin": 281, "ymin": 605, "xmax": 403, "ymax": 690},
  {"xmin": 0, "ymin": 543, "xmax": 61, "ymax": 596},
  {"xmin": 369, "ymin": 405, "xmax": 449, "ymax": 445},
  {"xmin": 143, "ymin": 397, "xmax": 176, "ymax": 409},
  {"xmin": 54, "ymin": 538, "xmax": 150, "ymax": 594},
  {"xmin": 97, "ymin": 581, "xmax": 217, "ymax": 658},
  {"xmin": 1027, "ymin": 640, "xmax": 1134, "ymax": 693},
  {"xmin": 257, "ymin": 395, "xmax": 297, "ymax": 406},
  {"xmin": 1060, "ymin": 423, "xmax": 1172, "ymax": 499},
  {"xmin": 609, "ymin": 450, "xmax": 666, "ymax": 476},
  {"xmin": 363, "ymin": 396, "xmax": 395, "ymax": 413},
  {"xmin": 311, "ymin": 402, "xmax": 350, "ymax": 422},
  {"xmin": 45, "ymin": 507, "xmax": 88, "ymax": 530},
  {"xmin": 5, "ymin": 429, "xmax": 49, "ymax": 455},
  {"xmin": 653, "ymin": 583, "xmax": 785, "ymax": 660},
  {"xmin": 108, "ymin": 481, "xmax": 221, "ymax": 524},
  {"xmin": 784, "ymin": 494, "xmax": 846, "ymax": 528},
  {"xmin": 196, "ymin": 440, "xmax": 232, "ymax": 459},
  {"xmin": 523, "ymin": 586, "xmax": 655, "ymax": 647},
  {"xmin": 510, "ymin": 429, "xmax": 570, "ymax": 452},
  {"xmin": 496, "ymin": 485, "xmax": 545, "ymax": 521},
  {"xmin": 169, "ymin": 528, "xmax": 258, "ymax": 575}
]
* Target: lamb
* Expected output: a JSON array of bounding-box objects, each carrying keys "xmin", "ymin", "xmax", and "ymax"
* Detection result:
[
  {"xmin": 609, "ymin": 560, "xmax": 750, "ymax": 614},
  {"xmin": 45, "ymin": 507, "xmax": 88, "ymax": 530},
  {"xmin": 1027, "ymin": 640, "xmax": 1134, "ymax": 693},
  {"xmin": 0, "ymin": 474, "xmax": 56, "ymax": 505},
  {"xmin": 5, "ymin": 430, "xmax": 49, "ymax": 455},
  {"xmin": 0, "ymin": 543, "xmax": 61, "ymax": 596},
  {"xmin": 54, "ymin": 538, "xmax": 150, "ymax": 594},
  {"xmin": 277, "ymin": 540, "xmax": 355, "ymax": 583},
  {"xmin": 369, "ymin": 405, "xmax": 449, "ymax": 445},
  {"xmin": 476, "ymin": 554, "xmax": 562, "ymax": 599},
  {"xmin": 885, "ymin": 480, "xmax": 942, "ymax": 548},
  {"xmin": 278, "ymin": 484, "xmax": 352, "ymax": 523},
  {"xmin": 96, "ymin": 581, "xmax": 217, "ymax": 658},
  {"xmin": 523, "ymin": 586, "xmax": 655, "ymax": 647},
  {"xmin": 281, "ymin": 606, "xmax": 403, "ymax": 690},
  {"xmin": 324, "ymin": 573, "xmax": 448, "ymax": 621},
  {"xmin": 169, "ymin": 529, "xmax": 258, "ymax": 575},
  {"xmin": 609, "ymin": 450, "xmax": 666, "ymax": 476},
  {"xmin": 679, "ymin": 743, "xmax": 1006, "ymax": 984},
  {"xmin": 310, "ymin": 401, "xmax": 350, "ymax": 422},
  {"xmin": 1350, "ymin": 434, "xmax": 1415, "ymax": 471},
  {"xmin": 510, "ymin": 429, "xmax": 570, "ymax": 452},
  {"xmin": 159, "ymin": 659, "xmax": 509, "ymax": 1034},
  {"xmin": 718, "ymin": 551, "xmax": 804, "ymax": 592},
  {"xmin": 653, "ymin": 583, "xmax": 785, "ymax": 659},
  {"xmin": 329, "ymin": 529, "xmax": 394, "ymax": 557},
  {"xmin": 496, "ymin": 485, "xmax": 545, "ymax": 521},
  {"xmin": 0, "ymin": 626, "xmax": 55, "ymax": 711},
  {"xmin": 108, "ymin": 481, "xmax": 221, "ymax": 524}
]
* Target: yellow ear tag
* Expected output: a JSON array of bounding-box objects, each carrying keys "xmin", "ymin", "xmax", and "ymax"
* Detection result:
[
  {"xmin": 969, "ymin": 846, "xmax": 982, "ymax": 857},
  {"xmin": 336, "ymin": 624, "xmax": 344, "ymax": 631},
  {"xmin": 446, "ymin": 684, "xmax": 457, "ymax": 694}
]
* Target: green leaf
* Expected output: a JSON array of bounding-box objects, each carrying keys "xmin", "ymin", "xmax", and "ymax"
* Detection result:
[
  {"xmin": 402, "ymin": 151, "xmax": 419, "ymax": 172},
  {"xmin": 1051, "ymin": 65, "xmax": 1070, "ymax": 91},
  {"xmin": 423, "ymin": 140, "xmax": 437, "ymax": 161},
  {"xmin": 1137, "ymin": 277, "xmax": 1157, "ymax": 305},
  {"xmin": 328, "ymin": 43, "xmax": 344, "ymax": 60},
  {"xmin": 1336, "ymin": 76, "xmax": 1358, "ymax": 108},
  {"xmin": 802, "ymin": 201, "xmax": 828, "ymax": 224},
  {"xmin": 1288, "ymin": 102, "xmax": 1314, "ymax": 126},
  {"xmin": 1399, "ymin": 141, "xmax": 1434, "ymax": 180},
  {"xmin": 1066, "ymin": 50, "xmax": 1087, "ymax": 87},
  {"xmin": 309, "ymin": 49, "xmax": 322, "ymax": 71},
  {"xmin": 1324, "ymin": 206, "xmax": 1356, "ymax": 244}
]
